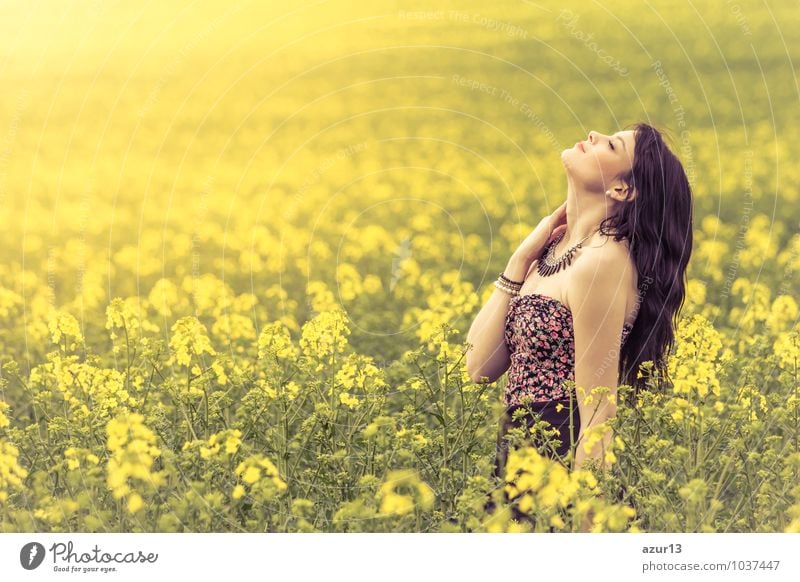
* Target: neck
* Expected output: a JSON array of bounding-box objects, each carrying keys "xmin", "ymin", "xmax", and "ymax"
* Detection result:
[{"xmin": 563, "ymin": 177, "xmax": 615, "ymax": 246}]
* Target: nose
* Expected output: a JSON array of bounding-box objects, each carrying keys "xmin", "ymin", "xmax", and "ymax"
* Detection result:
[{"xmin": 588, "ymin": 131, "xmax": 596, "ymax": 144}]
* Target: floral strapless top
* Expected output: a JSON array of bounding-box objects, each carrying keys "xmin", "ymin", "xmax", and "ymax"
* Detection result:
[{"xmin": 503, "ymin": 293, "xmax": 634, "ymax": 407}]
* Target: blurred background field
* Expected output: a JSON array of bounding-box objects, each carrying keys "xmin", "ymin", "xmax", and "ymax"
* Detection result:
[{"xmin": 0, "ymin": 0, "xmax": 799, "ymax": 532}]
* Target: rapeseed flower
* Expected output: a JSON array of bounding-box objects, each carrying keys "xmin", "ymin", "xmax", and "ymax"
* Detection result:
[
  {"xmin": 378, "ymin": 469, "xmax": 435, "ymax": 517},
  {"xmin": 49, "ymin": 311, "xmax": 84, "ymax": 351},
  {"xmin": 53, "ymin": 359, "xmax": 135, "ymax": 421},
  {"xmin": 0, "ymin": 439, "xmax": 28, "ymax": 503},
  {"xmin": 167, "ymin": 316, "xmax": 217, "ymax": 367},
  {"xmin": 335, "ymin": 353, "xmax": 387, "ymax": 393},
  {"xmin": 299, "ymin": 308, "xmax": 350, "ymax": 372},
  {"xmin": 0, "ymin": 399, "xmax": 9, "ymax": 428},
  {"xmin": 147, "ymin": 278, "xmax": 180, "ymax": 317},
  {"xmin": 183, "ymin": 428, "xmax": 243, "ymax": 460},
  {"xmin": 774, "ymin": 329, "xmax": 800, "ymax": 371},
  {"xmin": 668, "ymin": 314, "xmax": 722, "ymax": 399},
  {"xmin": 233, "ymin": 454, "xmax": 287, "ymax": 502},
  {"xmin": 211, "ymin": 313, "xmax": 257, "ymax": 343},
  {"xmin": 257, "ymin": 320, "xmax": 298, "ymax": 361},
  {"xmin": 339, "ymin": 392, "xmax": 360, "ymax": 409},
  {"xmin": 737, "ymin": 384, "xmax": 769, "ymax": 422},
  {"xmin": 0, "ymin": 286, "xmax": 23, "ymax": 319},
  {"xmin": 105, "ymin": 412, "xmax": 165, "ymax": 513}
]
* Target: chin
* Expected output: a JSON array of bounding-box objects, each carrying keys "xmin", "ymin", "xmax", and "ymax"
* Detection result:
[{"xmin": 562, "ymin": 146, "xmax": 581, "ymax": 160}]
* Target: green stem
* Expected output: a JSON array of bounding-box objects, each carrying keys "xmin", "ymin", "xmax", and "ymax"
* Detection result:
[
  {"xmin": 202, "ymin": 382, "xmax": 209, "ymax": 439},
  {"xmin": 445, "ymin": 384, "xmax": 488, "ymax": 463},
  {"xmin": 180, "ymin": 368, "xmax": 198, "ymax": 442},
  {"xmin": 123, "ymin": 320, "xmax": 132, "ymax": 393},
  {"xmin": 281, "ymin": 394, "xmax": 289, "ymax": 479}
]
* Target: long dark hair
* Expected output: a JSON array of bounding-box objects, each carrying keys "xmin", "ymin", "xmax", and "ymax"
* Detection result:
[{"xmin": 596, "ymin": 122, "xmax": 694, "ymax": 396}]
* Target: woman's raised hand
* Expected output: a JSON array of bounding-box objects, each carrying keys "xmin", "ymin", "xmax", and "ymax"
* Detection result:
[{"xmin": 511, "ymin": 201, "xmax": 568, "ymax": 264}]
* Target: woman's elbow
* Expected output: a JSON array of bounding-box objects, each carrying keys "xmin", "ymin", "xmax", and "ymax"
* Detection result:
[
  {"xmin": 472, "ymin": 372, "xmax": 497, "ymax": 384},
  {"xmin": 466, "ymin": 360, "xmax": 484, "ymax": 383},
  {"xmin": 466, "ymin": 360, "xmax": 500, "ymax": 384},
  {"xmin": 466, "ymin": 347, "xmax": 509, "ymax": 384}
]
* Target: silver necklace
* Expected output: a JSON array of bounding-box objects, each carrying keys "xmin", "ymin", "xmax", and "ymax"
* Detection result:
[{"xmin": 536, "ymin": 230, "xmax": 597, "ymax": 277}]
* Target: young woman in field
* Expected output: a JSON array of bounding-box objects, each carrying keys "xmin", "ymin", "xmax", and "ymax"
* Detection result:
[{"xmin": 466, "ymin": 122, "xmax": 694, "ymax": 530}]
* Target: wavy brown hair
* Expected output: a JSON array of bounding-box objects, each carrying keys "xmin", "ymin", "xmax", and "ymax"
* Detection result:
[{"xmin": 596, "ymin": 122, "xmax": 694, "ymax": 396}]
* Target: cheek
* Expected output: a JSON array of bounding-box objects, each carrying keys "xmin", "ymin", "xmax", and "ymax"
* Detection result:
[{"xmin": 598, "ymin": 156, "xmax": 623, "ymax": 178}]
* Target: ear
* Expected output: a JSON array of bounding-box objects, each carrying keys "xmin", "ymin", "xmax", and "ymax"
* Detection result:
[
  {"xmin": 622, "ymin": 184, "xmax": 637, "ymax": 202},
  {"xmin": 613, "ymin": 182, "xmax": 637, "ymax": 202}
]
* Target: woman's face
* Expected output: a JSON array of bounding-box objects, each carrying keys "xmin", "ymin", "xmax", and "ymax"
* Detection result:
[{"xmin": 562, "ymin": 129, "xmax": 636, "ymax": 195}]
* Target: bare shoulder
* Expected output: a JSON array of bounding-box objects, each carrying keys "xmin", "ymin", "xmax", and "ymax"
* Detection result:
[
  {"xmin": 582, "ymin": 235, "xmax": 631, "ymax": 266},
  {"xmin": 571, "ymin": 236, "xmax": 636, "ymax": 290}
]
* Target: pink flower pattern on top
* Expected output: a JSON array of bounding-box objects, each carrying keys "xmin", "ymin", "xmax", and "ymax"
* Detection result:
[{"xmin": 503, "ymin": 293, "xmax": 634, "ymax": 407}]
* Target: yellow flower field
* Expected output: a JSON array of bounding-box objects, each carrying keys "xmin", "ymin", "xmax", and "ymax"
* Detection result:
[{"xmin": 0, "ymin": 0, "xmax": 799, "ymax": 532}]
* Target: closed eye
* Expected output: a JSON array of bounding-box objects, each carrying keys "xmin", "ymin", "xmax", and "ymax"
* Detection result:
[{"xmin": 610, "ymin": 141, "xmax": 615, "ymax": 150}]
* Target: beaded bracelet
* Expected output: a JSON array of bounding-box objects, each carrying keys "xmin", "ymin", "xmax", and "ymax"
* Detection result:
[
  {"xmin": 498, "ymin": 271, "xmax": 524, "ymax": 286},
  {"xmin": 493, "ymin": 279, "xmax": 519, "ymax": 295},
  {"xmin": 495, "ymin": 270, "xmax": 525, "ymax": 296}
]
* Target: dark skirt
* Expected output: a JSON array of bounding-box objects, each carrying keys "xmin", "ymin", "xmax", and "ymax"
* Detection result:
[{"xmin": 484, "ymin": 397, "xmax": 581, "ymax": 531}]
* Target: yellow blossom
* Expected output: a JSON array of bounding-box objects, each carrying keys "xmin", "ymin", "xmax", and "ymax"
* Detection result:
[
  {"xmin": 257, "ymin": 321, "xmax": 299, "ymax": 361},
  {"xmin": 49, "ymin": 311, "xmax": 84, "ymax": 350},
  {"xmin": 211, "ymin": 360, "xmax": 228, "ymax": 385},
  {"xmin": 105, "ymin": 412, "xmax": 165, "ymax": 503},
  {"xmin": 166, "ymin": 316, "xmax": 216, "ymax": 367},
  {"xmin": 299, "ymin": 308, "xmax": 351, "ymax": 372},
  {"xmin": 668, "ymin": 314, "xmax": 722, "ymax": 398},
  {"xmin": 242, "ymin": 466, "xmax": 261, "ymax": 484},
  {"xmin": 339, "ymin": 392, "xmax": 360, "ymax": 409},
  {"xmin": 234, "ymin": 454, "xmax": 287, "ymax": 501},
  {"xmin": 0, "ymin": 439, "xmax": 28, "ymax": 502},
  {"xmin": 148, "ymin": 278, "xmax": 180, "ymax": 317},
  {"xmin": 0, "ymin": 399, "xmax": 10, "ymax": 428},
  {"xmin": 378, "ymin": 469, "xmax": 435, "ymax": 517},
  {"xmin": 211, "ymin": 313, "xmax": 257, "ymax": 344},
  {"xmin": 127, "ymin": 492, "xmax": 144, "ymax": 514},
  {"xmin": 380, "ymin": 492, "xmax": 415, "ymax": 516}
]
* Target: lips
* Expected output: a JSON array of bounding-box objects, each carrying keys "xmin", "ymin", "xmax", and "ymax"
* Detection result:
[{"xmin": 575, "ymin": 141, "xmax": 585, "ymax": 152}]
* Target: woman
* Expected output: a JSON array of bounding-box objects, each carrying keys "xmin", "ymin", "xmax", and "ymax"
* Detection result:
[{"xmin": 466, "ymin": 123, "xmax": 694, "ymax": 530}]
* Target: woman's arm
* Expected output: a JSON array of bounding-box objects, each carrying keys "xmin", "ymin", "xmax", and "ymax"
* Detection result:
[
  {"xmin": 569, "ymin": 242, "xmax": 634, "ymax": 469},
  {"xmin": 466, "ymin": 201, "xmax": 568, "ymax": 384},
  {"xmin": 465, "ymin": 253, "xmax": 535, "ymax": 383}
]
